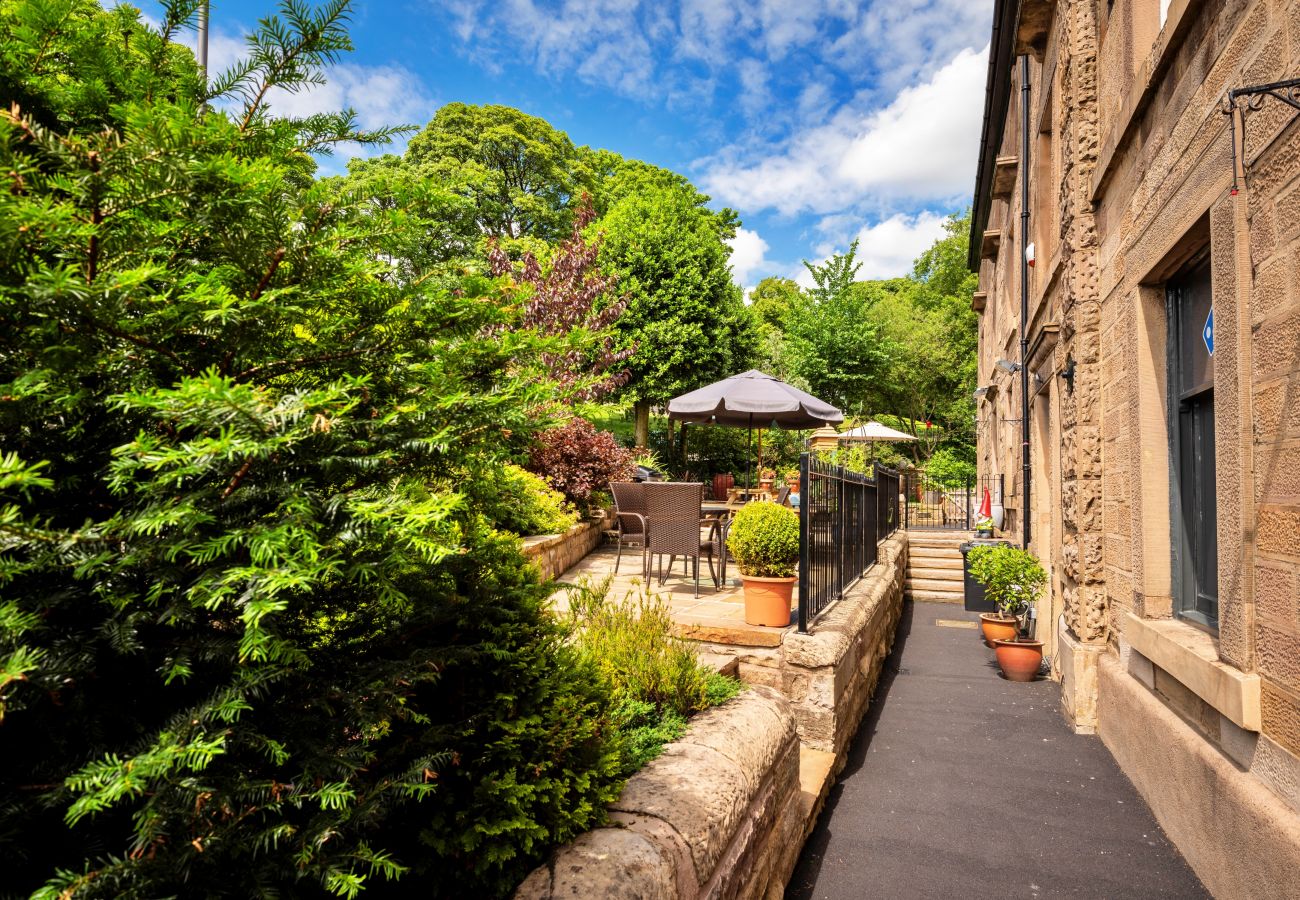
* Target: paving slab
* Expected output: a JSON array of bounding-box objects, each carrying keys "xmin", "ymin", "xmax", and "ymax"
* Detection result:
[
  {"xmin": 787, "ymin": 601, "xmax": 1208, "ymax": 900},
  {"xmin": 554, "ymin": 546, "xmax": 796, "ymax": 646}
]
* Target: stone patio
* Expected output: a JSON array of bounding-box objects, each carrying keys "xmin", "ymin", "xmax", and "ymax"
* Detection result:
[{"xmin": 552, "ymin": 545, "xmax": 795, "ymax": 647}]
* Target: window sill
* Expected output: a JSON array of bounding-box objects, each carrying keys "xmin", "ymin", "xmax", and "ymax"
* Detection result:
[{"xmin": 1123, "ymin": 613, "xmax": 1261, "ymax": 731}]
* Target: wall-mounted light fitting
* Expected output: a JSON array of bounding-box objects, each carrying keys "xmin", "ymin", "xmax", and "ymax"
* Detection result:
[
  {"xmin": 995, "ymin": 358, "xmax": 1022, "ymax": 374},
  {"xmin": 973, "ymin": 386, "xmax": 990, "ymax": 399},
  {"xmin": 1059, "ymin": 354, "xmax": 1076, "ymax": 394}
]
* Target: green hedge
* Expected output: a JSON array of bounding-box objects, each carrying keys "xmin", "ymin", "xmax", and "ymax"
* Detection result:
[{"xmin": 726, "ymin": 501, "xmax": 801, "ymax": 578}]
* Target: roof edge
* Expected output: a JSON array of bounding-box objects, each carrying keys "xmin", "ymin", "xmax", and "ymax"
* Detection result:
[{"xmin": 967, "ymin": 0, "xmax": 1021, "ymax": 272}]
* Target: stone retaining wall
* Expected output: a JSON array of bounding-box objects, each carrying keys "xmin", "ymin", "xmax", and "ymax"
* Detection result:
[
  {"xmin": 515, "ymin": 685, "xmax": 802, "ymax": 900},
  {"xmin": 693, "ymin": 532, "xmax": 909, "ymax": 758},
  {"xmin": 514, "ymin": 533, "xmax": 909, "ymax": 899},
  {"xmin": 521, "ymin": 519, "xmax": 604, "ymax": 582}
]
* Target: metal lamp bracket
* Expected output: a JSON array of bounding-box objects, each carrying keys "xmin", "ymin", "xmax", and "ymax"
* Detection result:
[{"xmin": 1222, "ymin": 77, "xmax": 1300, "ymax": 194}]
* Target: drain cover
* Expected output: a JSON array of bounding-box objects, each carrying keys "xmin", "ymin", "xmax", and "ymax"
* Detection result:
[{"xmin": 935, "ymin": 619, "xmax": 978, "ymax": 629}]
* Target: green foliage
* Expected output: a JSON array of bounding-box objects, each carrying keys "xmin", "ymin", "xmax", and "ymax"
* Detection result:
[
  {"xmin": 610, "ymin": 698, "xmax": 687, "ymax": 775},
  {"xmin": 757, "ymin": 213, "xmax": 978, "ymax": 463},
  {"xmin": 965, "ymin": 546, "xmax": 1048, "ymax": 616},
  {"xmin": 814, "ymin": 444, "xmax": 875, "ymax": 476},
  {"xmin": 597, "ymin": 180, "xmax": 758, "ymax": 406},
  {"xmin": 923, "ymin": 446, "xmax": 976, "ymax": 488},
  {"xmin": 0, "ymin": 0, "xmax": 205, "ymax": 133},
  {"xmin": 405, "ymin": 102, "xmax": 593, "ymax": 243},
  {"xmin": 727, "ymin": 502, "xmax": 801, "ymax": 578},
  {"xmin": 480, "ymin": 464, "xmax": 580, "ymax": 536},
  {"xmin": 566, "ymin": 577, "xmax": 743, "ymax": 777},
  {"xmin": 0, "ymin": 3, "xmax": 624, "ymax": 896},
  {"xmin": 567, "ymin": 578, "xmax": 715, "ymax": 716},
  {"xmin": 784, "ymin": 243, "xmax": 890, "ymax": 417}
]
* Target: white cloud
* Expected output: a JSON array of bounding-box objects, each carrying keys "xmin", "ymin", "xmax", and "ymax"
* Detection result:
[
  {"xmin": 727, "ymin": 227, "xmax": 771, "ymax": 287},
  {"xmin": 700, "ymin": 45, "xmax": 987, "ymax": 217},
  {"xmin": 263, "ymin": 64, "xmax": 434, "ymax": 134},
  {"xmin": 845, "ymin": 212, "xmax": 948, "ymax": 280},
  {"xmin": 792, "ymin": 211, "xmax": 947, "ymax": 284}
]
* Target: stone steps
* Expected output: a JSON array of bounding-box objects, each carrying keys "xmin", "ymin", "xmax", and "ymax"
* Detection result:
[
  {"xmin": 905, "ymin": 531, "xmax": 970, "ymax": 606},
  {"xmin": 910, "ymin": 547, "xmax": 963, "ymax": 562},
  {"xmin": 905, "ymin": 576, "xmax": 966, "ymax": 592},
  {"xmin": 908, "ymin": 566, "xmax": 963, "ymax": 582},
  {"xmin": 908, "ymin": 588, "xmax": 964, "ymax": 603}
]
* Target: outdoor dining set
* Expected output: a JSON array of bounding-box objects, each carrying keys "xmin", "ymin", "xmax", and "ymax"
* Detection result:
[{"xmin": 606, "ymin": 480, "xmax": 793, "ymax": 597}]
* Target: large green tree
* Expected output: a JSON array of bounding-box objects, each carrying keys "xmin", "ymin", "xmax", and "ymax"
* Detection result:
[
  {"xmin": 0, "ymin": 3, "xmax": 622, "ymax": 896},
  {"xmin": 405, "ymin": 102, "xmax": 593, "ymax": 245},
  {"xmin": 595, "ymin": 178, "xmax": 757, "ymax": 445},
  {"xmin": 783, "ymin": 241, "xmax": 891, "ymax": 417}
]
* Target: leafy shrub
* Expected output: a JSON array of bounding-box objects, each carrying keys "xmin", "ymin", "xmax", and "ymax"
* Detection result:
[
  {"xmin": 482, "ymin": 464, "xmax": 580, "ymax": 535},
  {"xmin": 727, "ymin": 501, "xmax": 801, "ymax": 578},
  {"xmin": 966, "ymin": 545, "xmax": 1048, "ymax": 615},
  {"xmin": 566, "ymin": 578, "xmax": 743, "ymax": 776},
  {"xmin": 0, "ymin": 4, "xmax": 624, "ymax": 897},
  {"xmin": 529, "ymin": 417, "xmax": 636, "ymax": 505},
  {"xmin": 611, "ymin": 698, "xmax": 688, "ymax": 774},
  {"xmin": 924, "ymin": 446, "xmax": 977, "ymax": 488}
]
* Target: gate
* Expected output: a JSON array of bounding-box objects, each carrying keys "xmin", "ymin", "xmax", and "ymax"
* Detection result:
[{"xmin": 900, "ymin": 472, "xmax": 1003, "ymax": 531}]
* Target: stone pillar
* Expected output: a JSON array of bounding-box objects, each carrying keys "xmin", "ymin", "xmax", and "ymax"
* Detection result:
[{"xmin": 807, "ymin": 426, "xmax": 840, "ymax": 453}]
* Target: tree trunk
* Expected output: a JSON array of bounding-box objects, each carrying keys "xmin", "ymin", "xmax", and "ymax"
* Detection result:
[{"xmin": 634, "ymin": 400, "xmax": 650, "ymax": 450}]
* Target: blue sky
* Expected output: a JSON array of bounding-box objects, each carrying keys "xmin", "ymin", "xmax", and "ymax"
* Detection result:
[{"xmin": 139, "ymin": 0, "xmax": 994, "ymax": 288}]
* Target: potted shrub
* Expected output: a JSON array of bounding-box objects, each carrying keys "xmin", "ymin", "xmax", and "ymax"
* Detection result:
[
  {"xmin": 726, "ymin": 501, "xmax": 800, "ymax": 627},
  {"xmin": 966, "ymin": 545, "xmax": 1048, "ymax": 680},
  {"xmin": 758, "ymin": 468, "xmax": 777, "ymax": 492}
]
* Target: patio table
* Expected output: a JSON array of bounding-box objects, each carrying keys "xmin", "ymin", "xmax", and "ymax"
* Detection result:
[{"xmin": 700, "ymin": 502, "xmax": 738, "ymax": 584}]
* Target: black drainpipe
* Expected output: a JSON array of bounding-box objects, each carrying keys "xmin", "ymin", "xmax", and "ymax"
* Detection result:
[{"xmin": 1019, "ymin": 54, "xmax": 1032, "ymax": 551}]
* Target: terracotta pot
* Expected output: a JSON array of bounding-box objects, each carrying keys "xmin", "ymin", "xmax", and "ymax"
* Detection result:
[
  {"xmin": 740, "ymin": 575, "xmax": 796, "ymax": 627},
  {"xmin": 994, "ymin": 639, "xmax": 1044, "ymax": 682},
  {"xmin": 712, "ymin": 473, "xmax": 734, "ymax": 502},
  {"xmin": 979, "ymin": 613, "xmax": 1019, "ymax": 648}
]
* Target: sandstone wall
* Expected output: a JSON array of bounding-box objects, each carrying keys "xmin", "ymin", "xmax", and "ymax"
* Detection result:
[
  {"xmin": 521, "ymin": 519, "xmax": 604, "ymax": 582},
  {"xmin": 692, "ymin": 533, "xmax": 908, "ymax": 758},
  {"xmin": 975, "ymin": 0, "xmax": 1300, "ymax": 884},
  {"xmin": 514, "ymin": 686, "xmax": 803, "ymax": 900},
  {"xmin": 1099, "ymin": 655, "xmax": 1300, "ymax": 899}
]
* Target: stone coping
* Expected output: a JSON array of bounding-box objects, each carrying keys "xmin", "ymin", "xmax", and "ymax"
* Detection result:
[
  {"xmin": 515, "ymin": 685, "xmax": 801, "ymax": 900},
  {"xmin": 1123, "ymin": 612, "xmax": 1262, "ymax": 731}
]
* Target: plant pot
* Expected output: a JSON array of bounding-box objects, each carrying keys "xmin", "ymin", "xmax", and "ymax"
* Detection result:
[
  {"xmin": 758, "ymin": 479, "xmax": 775, "ymax": 492},
  {"xmin": 979, "ymin": 612, "xmax": 1019, "ymax": 648},
  {"xmin": 993, "ymin": 639, "xmax": 1044, "ymax": 682},
  {"xmin": 740, "ymin": 575, "xmax": 796, "ymax": 627},
  {"xmin": 712, "ymin": 473, "xmax": 734, "ymax": 502}
]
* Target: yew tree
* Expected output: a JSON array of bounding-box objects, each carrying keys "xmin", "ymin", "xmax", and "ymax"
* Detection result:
[{"xmin": 0, "ymin": 2, "xmax": 622, "ymax": 896}]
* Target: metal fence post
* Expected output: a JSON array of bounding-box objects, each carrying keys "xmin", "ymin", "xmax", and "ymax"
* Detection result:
[
  {"xmin": 798, "ymin": 452, "xmax": 809, "ymax": 634},
  {"xmin": 965, "ymin": 474, "xmax": 973, "ymax": 529}
]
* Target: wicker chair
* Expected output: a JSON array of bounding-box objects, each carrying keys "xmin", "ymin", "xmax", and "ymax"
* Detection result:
[
  {"xmin": 644, "ymin": 482, "xmax": 719, "ymax": 597},
  {"xmin": 609, "ymin": 481, "xmax": 649, "ymax": 577}
]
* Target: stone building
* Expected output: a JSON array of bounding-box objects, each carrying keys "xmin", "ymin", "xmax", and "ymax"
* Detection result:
[{"xmin": 969, "ymin": 1, "xmax": 1300, "ymax": 894}]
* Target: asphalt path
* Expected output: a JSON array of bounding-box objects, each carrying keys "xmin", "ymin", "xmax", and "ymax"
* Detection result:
[{"xmin": 787, "ymin": 601, "xmax": 1208, "ymax": 900}]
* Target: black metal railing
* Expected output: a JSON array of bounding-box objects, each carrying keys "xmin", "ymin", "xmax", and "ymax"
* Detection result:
[
  {"xmin": 797, "ymin": 454, "xmax": 902, "ymax": 632},
  {"xmin": 900, "ymin": 472, "xmax": 1004, "ymax": 531}
]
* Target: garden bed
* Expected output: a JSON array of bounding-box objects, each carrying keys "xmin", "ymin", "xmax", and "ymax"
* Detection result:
[
  {"xmin": 521, "ymin": 518, "xmax": 605, "ymax": 582},
  {"xmin": 514, "ymin": 685, "xmax": 803, "ymax": 900}
]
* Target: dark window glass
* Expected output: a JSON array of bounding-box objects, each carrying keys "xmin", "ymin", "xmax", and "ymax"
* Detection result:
[{"xmin": 1168, "ymin": 259, "xmax": 1218, "ymax": 629}]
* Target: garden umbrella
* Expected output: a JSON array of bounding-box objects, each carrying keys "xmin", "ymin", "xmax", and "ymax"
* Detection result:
[
  {"xmin": 667, "ymin": 370, "xmax": 843, "ymax": 494},
  {"xmin": 838, "ymin": 420, "xmax": 917, "ymax": 461}
]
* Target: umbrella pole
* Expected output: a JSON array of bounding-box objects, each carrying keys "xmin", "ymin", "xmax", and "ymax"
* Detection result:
[
  {"xmin": 745, "ymin": 414, "xmax": 753, "ymax": 497},
  {"xmin": 757, "ymin": 429, "xmax": 764, "ymax": 483}
]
